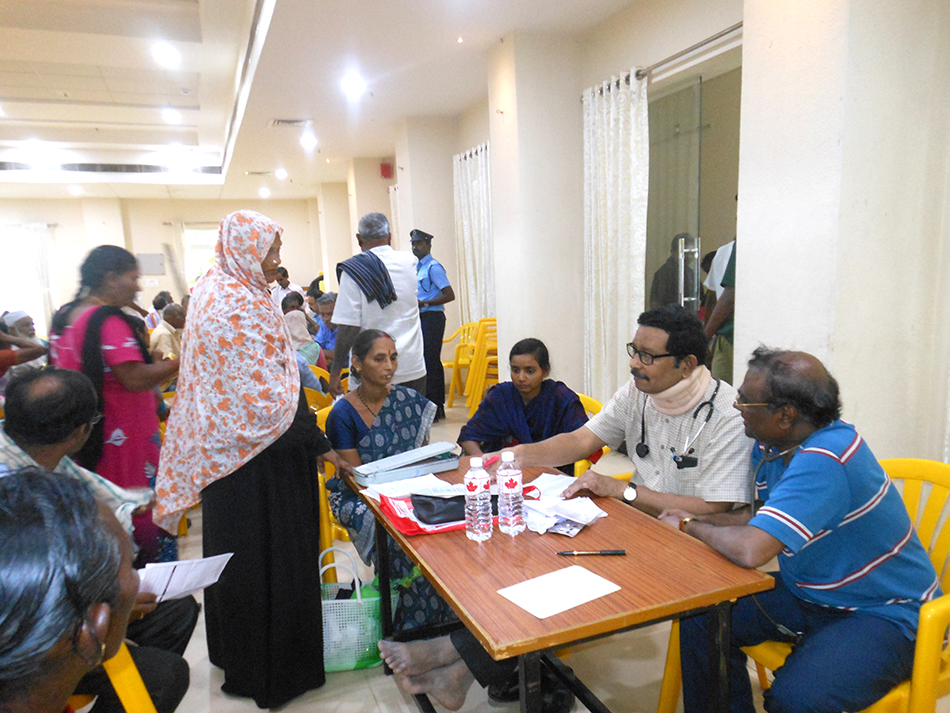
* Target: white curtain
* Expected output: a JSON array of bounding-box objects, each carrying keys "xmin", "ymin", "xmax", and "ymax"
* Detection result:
[
  {"xmin": 582, "ymin": 72, "xmax": 650, "ymax": 402},
  {"xmin": 0, "ymin": 223, "xmax": 54, "ymax": 337},
  {"xmin": 388, "ymin": 184, "xmax": 402, "ymax": 248},
  {"xmin": 453, "ymin": 142, "xmax": 494, "ymax": 323}
]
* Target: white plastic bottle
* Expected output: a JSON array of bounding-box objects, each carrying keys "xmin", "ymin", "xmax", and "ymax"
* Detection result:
[
  {"xmin": 464, "ymin": 457, "xmax": 493, "ymax": 541},
  {"xmin": 497, "ymin": 451, "xmax": 525, "ymax": 536}
]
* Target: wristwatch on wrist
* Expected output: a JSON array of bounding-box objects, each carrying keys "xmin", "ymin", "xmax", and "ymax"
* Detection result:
[
  {"xmin": 679, "ymin": 516, "xmax": 694, "ymax": 532},
  {"xmin": 622, "ymin": 481, "xmax": 638, "ymax": 504}
]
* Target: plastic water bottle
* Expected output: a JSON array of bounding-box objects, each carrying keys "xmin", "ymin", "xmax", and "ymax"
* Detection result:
[
  {"xmin": 497, "ymin": 451, "xmax": 525, "ymax": 536},
  {"xmin": 464, "ymin": 457, "xmax": 493, "ymax": 541}
]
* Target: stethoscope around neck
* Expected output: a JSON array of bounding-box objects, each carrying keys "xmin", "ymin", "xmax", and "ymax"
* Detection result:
[{"xmin": 636, "ymin": 377, "xmax": 722, "ymax": 470}]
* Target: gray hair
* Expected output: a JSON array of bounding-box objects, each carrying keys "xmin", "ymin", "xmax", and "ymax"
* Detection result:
[
  {"xmin": 357, "ymin": 212, "xmax": 390, "ymax": 241},
  {"xmin": 0, "ymin": 468, "xmax": 121, "ymax": 700},
  {"xmin": 316, "ymin": 292, "xmax": 337, "ymax": 306}
]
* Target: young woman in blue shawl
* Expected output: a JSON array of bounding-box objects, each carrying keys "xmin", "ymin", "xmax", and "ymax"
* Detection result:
[{"xmin": 458, "ymin": 338, "xmax": 589, "ymax": 475}]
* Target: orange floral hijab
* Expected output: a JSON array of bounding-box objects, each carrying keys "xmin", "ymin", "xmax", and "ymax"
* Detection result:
[{"xmin": 154, "ymin": 210, "xmax": 300, "ymax": 532}]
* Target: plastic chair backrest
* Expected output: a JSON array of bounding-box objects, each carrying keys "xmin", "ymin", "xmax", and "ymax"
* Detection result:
[
  {"xmin": 69, "ymin": 641, "xmax": 158, "ymax": 713},
  {"xmin": 577, "ymin": 393, "xmax": 603, "ymax": 418},
  {"xmin": 309, "ymin": 365, "xmax": 330, "ymax": 381},
  {"xmin": 304, "ymin": 387, "xmax": 331, "ymax": 413},
  {"xmin": 881, "ymin": 459, "xmax": 950, "ymax": 586}
]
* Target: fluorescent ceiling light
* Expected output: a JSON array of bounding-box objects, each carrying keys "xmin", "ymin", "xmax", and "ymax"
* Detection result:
[
  {"xmin": 274, "ymin": 167, "xmax": 288, "ymax": 180},
  {"xmin": 0, "ymin": 104, "xmax": 5, "ymax": 117},
  {"xmin": 259, "ymin": 186, "xmax": 271, "ymax": 198},
  {"xmin": 300, "ymin": 131, "xmax": 318, "ymax": 152},
  {"xmin": 162, "ymin": 108, "xmax": 182, "ymax": 125},
  {"xmin": 68, "ymin": 185, "xmax": 84, "ymax": 196},
  {"xmin": 340, "ymin": 72, "xmax": 367, "ymax": 101},
  {"xmin": 18, "ymin": 139, "xmax": 64, "ymax": 171},
  {"xmin": 151, "ymin": 42, "xmax": 181, "ymax": 69}
]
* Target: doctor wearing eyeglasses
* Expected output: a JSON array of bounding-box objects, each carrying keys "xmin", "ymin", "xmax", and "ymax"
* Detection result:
[{"xmin": 502, "ymin": 304, "xmax": 753, "ymax": 517}]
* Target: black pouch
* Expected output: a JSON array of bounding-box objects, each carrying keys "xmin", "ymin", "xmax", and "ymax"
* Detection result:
[{"xmin": 411, "ymin": 494, "xmax": 499, "ymax": 525}]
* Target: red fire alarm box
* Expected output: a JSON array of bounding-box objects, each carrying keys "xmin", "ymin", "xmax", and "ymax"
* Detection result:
[{"xmin": 380, "ymin": 162, "xmax": 393, "ymax": 179}]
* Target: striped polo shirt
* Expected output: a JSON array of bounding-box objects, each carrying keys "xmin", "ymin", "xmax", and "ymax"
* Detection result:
[{"xmin": 749, "ymin": 420, "xmax": 940, "ymax": 638}]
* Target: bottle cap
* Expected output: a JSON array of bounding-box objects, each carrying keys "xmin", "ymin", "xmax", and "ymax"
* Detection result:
[
  {"xmin": 501, "ymin": 451, "xmax": 515, "ymax": 462},
  {"xmin": 470, "ymin": 457, "xmax": 483, "ymax": 468}
]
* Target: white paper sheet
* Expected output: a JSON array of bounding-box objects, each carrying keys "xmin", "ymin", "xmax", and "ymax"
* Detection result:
[
  {"xmin": 139, "ymin": 553, "xmax": 233, "ymax": 602},
  {"xmin": 364, "ymin": 474, "xmax": 466, "ymax": 501},
  {"xmin": 497, "ymin": 565, "xmax": 620, "ymax": 619}
]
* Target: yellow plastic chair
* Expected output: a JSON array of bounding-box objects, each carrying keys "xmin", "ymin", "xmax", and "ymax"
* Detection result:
[
  {"xmin": 573, "ymin": 394, "xmax": 607, "ymax": 476},
  {"xmin": 465, "ymin": 319, "xmax": 498, "ymax": 417},
  {"xmin": 304, "ymin": 386, "xmax": 332, "ymax": 413},
  {"xmin": 315, "ymin": 404, "xmax": 352, "ymax": 584},
  {"xmin": 68, "ymin": 641, "xmax": 158, "ymax": 713},
  {"xmin": 443, "ymin": 322, "xmax": 478, "ymax": 408},
  {"xmin": 309, "ymin": 364, "xmax": 330, "ymax": 382},
  {"xmin": 657, "ymin": 457, "xmax": 950, "ymax": 713}
]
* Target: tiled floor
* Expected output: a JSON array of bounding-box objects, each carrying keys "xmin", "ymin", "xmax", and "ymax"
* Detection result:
[{"xmin": 175, "ymin": 402, "xmax": 767, "ymax": 713}]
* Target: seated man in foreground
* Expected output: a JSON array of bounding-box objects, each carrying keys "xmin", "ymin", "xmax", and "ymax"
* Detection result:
[
  {"xmin": 661, "ymin": 348, "xmax": 939, "ymax": 713},
  {"xmin": 379, "ymin": 305, "xmax": 754, "ymax": 709},
  {"xmin": 0, "ymin": 468, "xmax": 141, "ymax": 713},
  {"xmin": 1, "ymin": 368, "xmax": 194, "ymax": 713}
]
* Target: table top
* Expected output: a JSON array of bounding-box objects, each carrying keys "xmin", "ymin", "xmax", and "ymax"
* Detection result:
[{"xmin": 354, "ymin": 461, "xmax": 774, "ymax": 660}]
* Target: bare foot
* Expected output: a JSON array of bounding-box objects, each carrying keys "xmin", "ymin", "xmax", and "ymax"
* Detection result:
[
  {"xmin": 395, "ymin": 660, "xmax": 475, "ymax": 711},
  {"xmin": 378, "ymin": 636, "xmax": 460, "ymax": 675}
]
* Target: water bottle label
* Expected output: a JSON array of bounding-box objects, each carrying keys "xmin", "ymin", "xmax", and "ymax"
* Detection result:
[
  {"xmin": 464, "ymin": 473, "xmax": 489, "ymax": 492},
  {"xmin": 499, "ymin": 472, "xmax": 522, "ymax": 493}
]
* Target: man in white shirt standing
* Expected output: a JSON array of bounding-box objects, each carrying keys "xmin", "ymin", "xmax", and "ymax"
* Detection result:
[
  {"xmin": 270, "ymin": 266, "xmax": 305, "ymax": 307},
  {"xmin": 328, "ymin": 212, "xmax": 426, "ymax": 397}
]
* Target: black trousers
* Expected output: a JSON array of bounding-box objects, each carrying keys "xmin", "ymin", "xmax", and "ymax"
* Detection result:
[{"xmin": 420, "ymin": 310, "xmax": 447, "ymax": 408}]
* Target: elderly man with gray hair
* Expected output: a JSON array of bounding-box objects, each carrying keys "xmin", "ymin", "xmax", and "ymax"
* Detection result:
[{"xmin": 328, "ymin": 212, "xmax": 426, "ymax": 397}]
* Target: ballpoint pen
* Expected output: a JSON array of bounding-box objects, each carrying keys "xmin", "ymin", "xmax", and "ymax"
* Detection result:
[
  {"xmin": 483, "ymin": 455, "xmax": 501, "ymax": 467},
  {"xmin": 556, "ymin": 550, "xmax": 626, "ymax": 556}
]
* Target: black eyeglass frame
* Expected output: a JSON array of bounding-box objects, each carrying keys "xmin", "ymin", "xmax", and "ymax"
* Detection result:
[{"xmin": 626, "ymin": 342, "xmax": 676, "ymax": 366}]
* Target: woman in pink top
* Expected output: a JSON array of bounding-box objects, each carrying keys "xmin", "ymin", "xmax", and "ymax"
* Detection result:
[{"xmin": 50, "ymin": 246, "xmax": 179, "ymax": 564}]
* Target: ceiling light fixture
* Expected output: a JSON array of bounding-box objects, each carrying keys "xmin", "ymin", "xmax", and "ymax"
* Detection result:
[
  {"xmin": 259, "ymin": 186, "xmax": 271, "ymax": 198},
  {"xmin": 275, "ymin": 167, "xmax": 288, "ymax": 180},
  {"xmin": 458, "ymin": 37, "xmax": 464, "ymax": 43},
  {"xmin": 0, "ymin": 104, "xmax": 5, "ymax": 117},
  {"xmin": 162, "ymin": 108, "xmax": 182, "ymax": 125},
  {"xmin": 340, "ymin": 72, "xmax": 367, "ymax": 101},
  {"xmin": 19, "ymin": 139, "xmax": 63, "ymax": 171},
  {"xmin": 68, "ymin": 185, "xmax": 84, "ymax": 196},
  {"xmin": 300, "ymin": 131, "xmax": 318, "ymax": 152},
  {"xmin": 151, "ymin": 41, "xmax": 181, "ymax": 69}
]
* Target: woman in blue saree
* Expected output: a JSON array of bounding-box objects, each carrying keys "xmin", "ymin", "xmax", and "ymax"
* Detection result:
[
  {"xmin": 459, "ymin": 338, "xmax": 589, "ymax": 475},
  {"xmin": 325, "ymin": 329, "xmax": 455, "ymax": 631}
]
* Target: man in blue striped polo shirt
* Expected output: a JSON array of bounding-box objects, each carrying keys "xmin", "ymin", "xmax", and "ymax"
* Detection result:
[{"xmin": 662, "ymin": 348, "xmax": 939, "ymax": 713}]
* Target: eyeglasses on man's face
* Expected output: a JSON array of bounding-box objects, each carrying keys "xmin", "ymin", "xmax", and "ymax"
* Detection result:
[
  {"xmin": 733, "ymin": 395, "xmax": 770, "ymax": 410},
  {"xmin": 626, "ymin": 343, "xmax": 675, "ymax": 366}
]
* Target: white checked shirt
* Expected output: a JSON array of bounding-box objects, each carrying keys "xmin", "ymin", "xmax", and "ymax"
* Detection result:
[{"xmin": 586, "ymin": 375, "xmax": 754, "ymax": 504}]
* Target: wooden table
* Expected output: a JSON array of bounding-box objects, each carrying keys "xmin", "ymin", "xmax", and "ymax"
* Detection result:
[{"xmin": 351, "ymin": 462, "xmax": 773, "ymax": 713}]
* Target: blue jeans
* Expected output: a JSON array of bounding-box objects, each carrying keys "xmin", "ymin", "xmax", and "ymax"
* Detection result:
[{"xmin": 680, "ymin": 574, "xmax": 915, "ymax": 713}]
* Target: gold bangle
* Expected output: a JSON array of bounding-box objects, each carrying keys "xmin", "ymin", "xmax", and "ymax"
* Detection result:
[{"xmin": 679, "ymin": 517, "xmax": 693, "ymax": 533}]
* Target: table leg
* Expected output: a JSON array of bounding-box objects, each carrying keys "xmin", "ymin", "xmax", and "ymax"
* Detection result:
[
  {"xmin": 709, "ymin": 601, "xmax": 732, "ymax": 713},
  {"xmin": 376, "ymin": 523, "xmax": 393, "ymax": 641},
  {"xmin": 519, "ymin": 652, "xmax": 542, "ymax": 713}
]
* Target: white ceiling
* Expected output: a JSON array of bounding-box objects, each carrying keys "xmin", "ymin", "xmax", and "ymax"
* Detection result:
[{"xmin": 0, "ymin": 0, "xmax": 634, "ymax": 200}]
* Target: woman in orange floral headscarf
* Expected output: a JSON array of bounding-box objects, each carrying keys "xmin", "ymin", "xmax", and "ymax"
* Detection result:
[{"xmin": 155, "ymin": 210, "xmax": 349, "ymax": 709}]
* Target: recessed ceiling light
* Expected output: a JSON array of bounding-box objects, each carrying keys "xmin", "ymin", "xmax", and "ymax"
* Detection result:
[
  {"xmin": 162, "ymin": 108, "xmax": 182, "ymax": 125},
  {"xmin": 340, "ymin": 72, "xmax": 367, "ymax": 101},
  {"xmin": 0, "ymin": 104, "xmax": 5, "ymax": 117},
  {"xmin": 274, "ymin": 167, "xmax": 288, "ymax": 180},
  {"xmin": 68, "ymin": 185, "xmax": 84, "ymax": 196},
  {"xmin": 151, "ymin": 42, "xmax": 181, "ymax": 69},
  {"xmin": 458, "ymin": 37, "xmax": 464, "ymax": 43},
  {"xmin": 300, "ymin": 131, "xmax": 318, "ymax": 152},
  {"xmin": 259, "ymin": 186, "xmax": 271, "ymax": 198},
  {"xmin": 326, "ymin": 158, "xmax": 330, "ymax": 163}
]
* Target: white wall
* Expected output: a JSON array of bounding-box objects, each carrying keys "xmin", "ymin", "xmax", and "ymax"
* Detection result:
[
  {"xmin": 736, "ymin": 0, "xmax": 950, "ymax": 458},
  {"xmin": 488, "ymin": 32, "xmax": 586, "ymax": 389},
  {"xmin": 316, "ymin": 183, "xmax": 351, "ymax": 290},
  {"xmin": 0, "ymin": 198, "xmax": 323, "ymax": 309},
  {"xmin": 457, "ymin": 99, "xmax": 489, "ymax": 155},
  {"xmin": 348, "ymin": 157, "xmax": 396, "ymax": 247}
]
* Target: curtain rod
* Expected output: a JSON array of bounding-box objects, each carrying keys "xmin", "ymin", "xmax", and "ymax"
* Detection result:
[{"xmin": 635, "ymin": 22, "xmax": 742, "ymax": 80}]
